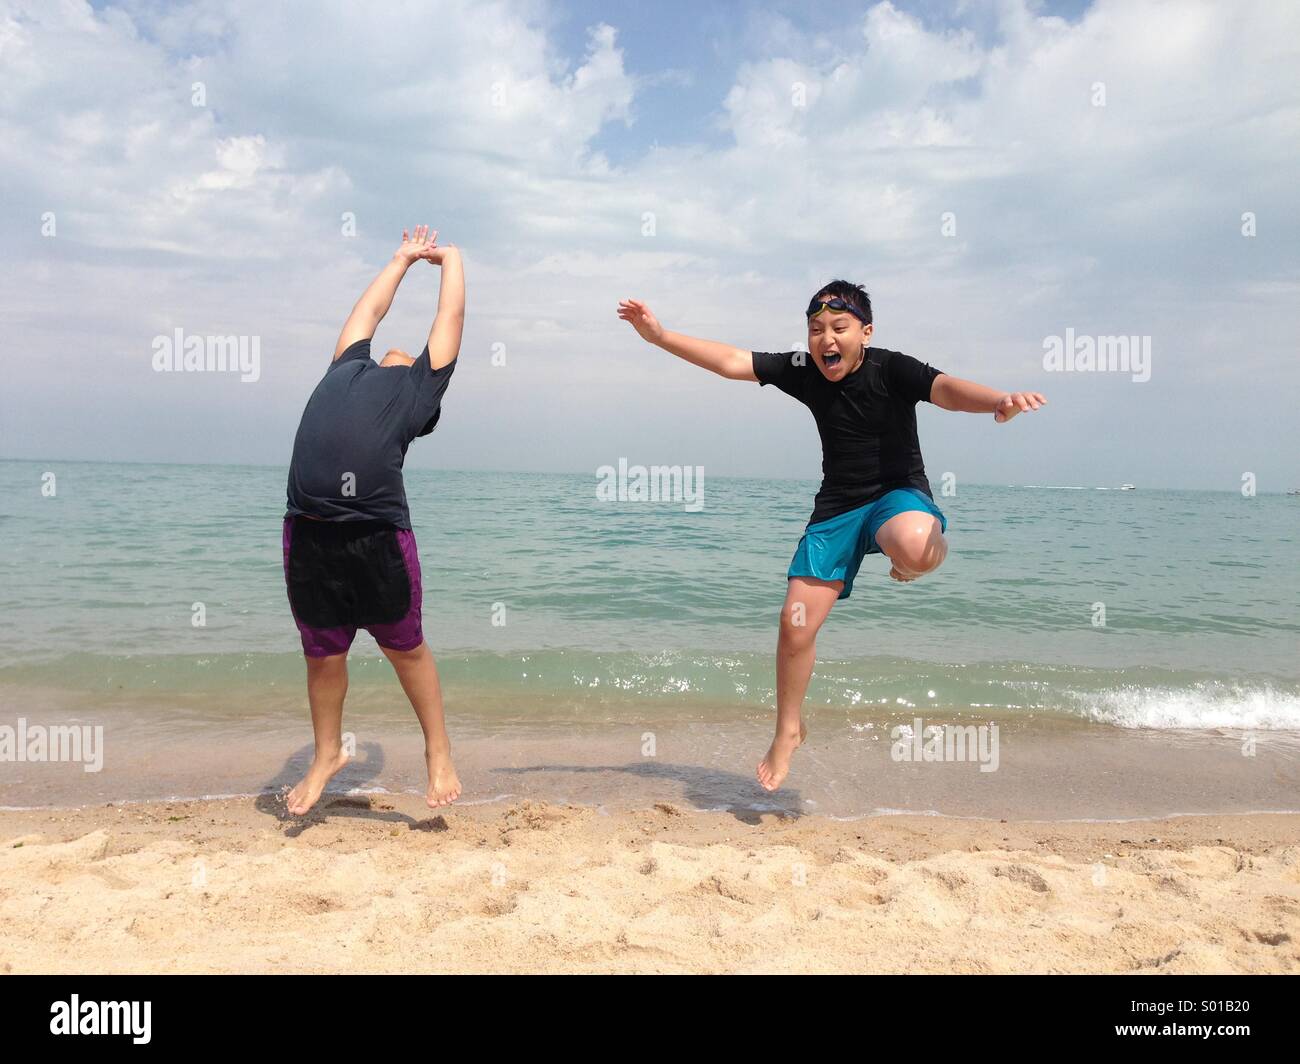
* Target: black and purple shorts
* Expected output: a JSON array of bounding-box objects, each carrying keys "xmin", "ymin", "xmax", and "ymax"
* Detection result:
[{"xmin": 282, "ymin": 516, "xmax": 424, "ymax": 658}]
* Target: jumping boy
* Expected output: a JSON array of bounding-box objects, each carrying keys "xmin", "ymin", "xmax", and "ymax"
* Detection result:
[
  {"xmin": 283, "ymin": 225, "xmax": 464, "ymax": 815},
  {"xmin": 617, "ymin": 282, "xmax": 1045, "ymax": 791}
]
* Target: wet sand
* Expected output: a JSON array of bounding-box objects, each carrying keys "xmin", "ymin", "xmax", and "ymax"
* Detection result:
[{"xmin": 4, "ymin": 686, "xmax": 1299, "ymax": 820}]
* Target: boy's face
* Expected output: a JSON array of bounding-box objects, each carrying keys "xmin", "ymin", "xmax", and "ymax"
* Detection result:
[
  {"xmin": 807, "ymin": 308, "xmax": 873, "ymax": 382},
  {"xmin": 380, "ymin": 348, "xmax": 415, "ymax": 368}
]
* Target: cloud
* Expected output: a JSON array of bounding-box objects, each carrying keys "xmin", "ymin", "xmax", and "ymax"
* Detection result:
[{"xmin": 0, "ymin": 0, "xmax": 1296, "ymax": 491}]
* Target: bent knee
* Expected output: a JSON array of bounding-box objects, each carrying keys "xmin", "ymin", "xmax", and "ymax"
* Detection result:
[{"xmin": 888, "ymin": 527, "xmax": 948, "ymax": 575}]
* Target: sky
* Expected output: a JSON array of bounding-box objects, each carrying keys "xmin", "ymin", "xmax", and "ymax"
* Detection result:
[{"xmin": 1, "ymin": 0, "xmax": 1297, "ymax": 491}]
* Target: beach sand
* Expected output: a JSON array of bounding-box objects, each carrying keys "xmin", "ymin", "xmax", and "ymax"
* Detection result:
[{"xmin": 1, "ymin": 796, "xmax": 1298, "ymax": 974}]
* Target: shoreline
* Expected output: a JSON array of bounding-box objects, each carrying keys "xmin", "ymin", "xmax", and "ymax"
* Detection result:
[
  {"xmin": 4, "ymin": 710, "xmax": 1298, "ymax": 821},
  {"xmin": 3, "ymin": 787, "xmax": 1300, "ymax": 825},
  {"xmin": 2, "ymin": 796, "xmax": 1297, "ymax": 974}
]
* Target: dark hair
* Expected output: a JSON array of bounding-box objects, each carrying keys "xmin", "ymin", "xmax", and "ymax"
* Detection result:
[{"xmin": 810, "ymin": 279, "xmax": 872, "ymax": 325}]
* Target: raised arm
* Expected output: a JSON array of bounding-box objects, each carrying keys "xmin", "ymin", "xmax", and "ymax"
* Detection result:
[
  {"xmin": 930, "ymin": 373, "xmax": 1047, "ymax": 423},
  {"xmin": 617, "ymin": 298, "xmax": 757, "ymax": 381},
  {"xmin": 332, "ymin": 226, "xmax": 437, "ymax": 360},
  {"xmin": 422, "ymin": 244, "xmax": 464, "ymax": 370}
]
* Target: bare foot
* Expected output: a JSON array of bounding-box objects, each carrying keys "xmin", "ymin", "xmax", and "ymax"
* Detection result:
[
  {"xmin": 425, "ymin": 743, "xmax": 462, "ymax": 808},
  {"xmin": 285, "ymin": 745, "xmax": 350, "ymax": 816},
  {"xmin": 756, "ymin": 721, "xmax": 808, "ymax": 792}
]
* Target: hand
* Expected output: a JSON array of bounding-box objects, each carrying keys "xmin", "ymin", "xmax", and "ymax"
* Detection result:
[
  {"xmin": 994, "ymin": 391, "xmax": 1047, "ymax": 423},
  {"xmin": 421, "ymin": 242, "xmax": 459, "ymax": 266},
  {"xmin": 395, "ymin": 225, "xmax": 438, "ymax": 265},
  {"xmin": 617, "ymin": 298, "xmax": 665, "ymax": 345}
]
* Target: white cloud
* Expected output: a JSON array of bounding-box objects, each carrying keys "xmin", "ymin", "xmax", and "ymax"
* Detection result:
[{"xmin": 0, "ymin": 0, "xmax": 1296, "ymax": 491}]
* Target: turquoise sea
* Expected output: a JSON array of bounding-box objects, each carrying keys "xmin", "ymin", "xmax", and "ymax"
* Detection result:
[{"xmin": 1, "ymin": 459, "xmax": 1298, "ymax": 816}]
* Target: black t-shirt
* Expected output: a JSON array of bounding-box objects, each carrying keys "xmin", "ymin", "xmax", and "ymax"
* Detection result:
[
  {"xmin": 752, "ymin": 346, "xmax": 943, "ymax": 525},
  {"xmin": 285, "ymin": 339, "xmax": 456, "ymax": 529}
]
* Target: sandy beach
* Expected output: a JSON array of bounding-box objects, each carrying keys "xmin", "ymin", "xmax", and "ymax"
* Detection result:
[{"xmin": 2, "ymin": 796, "xmax": 1297, "ymax": 974}]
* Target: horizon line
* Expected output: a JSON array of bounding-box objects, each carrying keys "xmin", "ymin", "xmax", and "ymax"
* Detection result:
[{"xmin": 0, "ymin": 455, "xmax": 1291, "ymax": 495}]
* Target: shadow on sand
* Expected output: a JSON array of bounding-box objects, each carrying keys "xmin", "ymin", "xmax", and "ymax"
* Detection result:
[{"xmin": 257, "ymin": 742, "xmax": 805, "ymax": 833}]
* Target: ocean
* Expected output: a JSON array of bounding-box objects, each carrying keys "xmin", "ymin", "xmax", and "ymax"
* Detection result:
[{"xmin": 2, "ymin": 458, "xmax": 1298, "ymax": 818}]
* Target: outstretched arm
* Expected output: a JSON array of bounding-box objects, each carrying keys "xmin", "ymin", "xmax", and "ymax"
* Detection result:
[
  {"xmin": 931, "ymin": 374, "xmax": 1047, "ymax": 423},
  {"xmin": 332, "ymin": 226, "xmax": 438, "ymax": 360},
  {"xmin": 617, "ymin": 298, "xmax": 757, "ymax": 381},
  {"xmin": 422, "ymin": 244, "xmax": 464, "ymax": 370}
]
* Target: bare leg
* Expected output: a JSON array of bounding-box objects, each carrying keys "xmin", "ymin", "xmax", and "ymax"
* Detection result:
[
  {"xmin": 874, "ymin": 512, "xmax": 948, "ymax": 583},
  {"xmin": 381, "ymin": 641, "xmax": 461, "ymax": 807},
  {"xmin": 757, "ymin": 576, "xmax": 843, "ymax": 792},
  {"xmin": 286, "ymin": 652, "xmax": 351, "ymax": 815}
]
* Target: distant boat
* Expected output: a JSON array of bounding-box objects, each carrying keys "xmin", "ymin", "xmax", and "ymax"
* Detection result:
[
  {"xmin": 1288, "ymin": 489, "xmax": 1300, "ymax": 496},
  {"xmin": 1120, "ymin": 484, "xmax": 1136, "ymax": 491}
]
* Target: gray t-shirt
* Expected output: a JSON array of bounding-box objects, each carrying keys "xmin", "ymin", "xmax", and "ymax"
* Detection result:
[{"xmin": 285, "ymin": 339, "xmax": 456, "ymax": 528}]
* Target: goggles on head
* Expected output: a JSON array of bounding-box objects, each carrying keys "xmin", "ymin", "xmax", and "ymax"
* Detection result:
[{"xmin": 805, "ymin": 296, "xmax": 870, "ymax": 326}]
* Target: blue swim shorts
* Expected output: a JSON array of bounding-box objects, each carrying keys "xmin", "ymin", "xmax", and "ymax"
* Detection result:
[{"xmin": 787, "ymin": 488, "xmax": 948, "ymax": 599}]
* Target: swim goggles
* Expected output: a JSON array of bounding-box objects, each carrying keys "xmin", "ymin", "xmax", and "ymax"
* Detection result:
[{"xmin": 805, "ymin": 296, "xmax": 870, "ymax": 326}]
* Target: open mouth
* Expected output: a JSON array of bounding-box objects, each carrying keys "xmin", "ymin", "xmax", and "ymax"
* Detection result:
[{"xmin": 823, "ymin": 351, "xmax": 842, "ymax": 368}]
